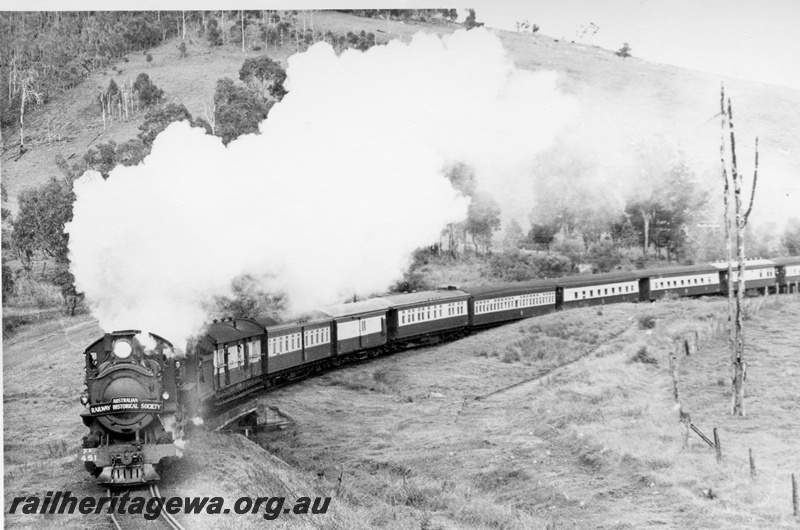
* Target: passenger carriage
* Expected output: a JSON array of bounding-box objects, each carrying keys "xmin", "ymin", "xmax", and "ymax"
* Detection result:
[
  {"xmin": 262, "ymin": 312, "xmax": 334, "ymax": 376},
  {"xmin": 317, "ymin": 299, "xmax": 392, "ymax": 356},
  {"xmin": 711, "ymin": 259, "xmax": 777, "ymax": 294},
  {"xmin": 773, "ymin": 256, "xmax": 800, "ymax": 293},
  {"xmin": 194, "ymin": 318, "xmax": 267, "ymax": 403},
  {"xmin": 381, "ymin": 288, "xmax": 471, "ymax": 344},
  {"xmin": 557, "ymin": 271, "xmax": 640, "ymax": 308},
  {"xmin": 637, "ymin": 264, "xmax": 721, "ymax": 301},
  {"xmin": 464, "ymin": 279, "xmax": 557, "ymax": 328}
]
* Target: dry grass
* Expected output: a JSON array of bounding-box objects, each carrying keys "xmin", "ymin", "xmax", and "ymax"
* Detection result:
[{"xmin": 255, "ymin": 294, "xmax": 800, "ymax": 529}]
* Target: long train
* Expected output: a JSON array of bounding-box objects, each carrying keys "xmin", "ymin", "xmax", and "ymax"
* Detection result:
[{"xmin": 80, "ymin": 256, "xmax": 800, "ymax": 485}]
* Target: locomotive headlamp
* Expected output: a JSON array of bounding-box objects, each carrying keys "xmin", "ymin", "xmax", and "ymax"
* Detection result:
[
  {"xmin": 80, "ymin": 394, "xmax": 89, "ymax": 406},
  {"xmin": 113, "ymin": 340, "xmax": 133, "ymax": 359},
  {"xmin": 162, "ymin": 392, "xmax": 170, "ymax": 400}
]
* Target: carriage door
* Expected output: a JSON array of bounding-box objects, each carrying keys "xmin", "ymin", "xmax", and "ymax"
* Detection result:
[
  {"xmin": 214, "ymin": 348, "xmax": 221, "ymax": 390},
  {"xmin": 359, "ymin": 318, "xmax": 367, "ymax": 349},
  {"xmin": 223, "ymin": 345, "xmax": 230, "ymax": 386},
  {"xmin": 638, "ymin": 277, "xmax": 651, "ymax": 302}
]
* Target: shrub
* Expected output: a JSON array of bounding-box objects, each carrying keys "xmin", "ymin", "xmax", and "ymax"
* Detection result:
[
  {"xmin": 630, "ymin": 346, "xmax": 657, "ymax": 364},
  {"xmin": 488, "ymin": 249, "xmax": 538, "ymax": 281},
  {"xmin": 550, "ymin": 238, "xmax": 584, "ymax": 271},
  {"xmin": 638, "ymin": 314, "xmax": 656, "ymax": 329},
  {"xmin": 529, "ymin": 252, "xmax": 572, "ymax": 277},
  {"xmin": 586, "ymin": 240, "xmax": 626, "ymax": 272},
  {"xmin": 501, "ymin": 347, "xmax": 521, "ymax": 363},
  {"xmin": 2, "ymin": 262, "xmax": 15, "ymax": 298},
  {"xmin": 11, "ymin": 276, "xmax": 64, "ymax": 309},
  {"xmin": 615, "ymin": 43, "xmax": 632, "ymax": 58}
]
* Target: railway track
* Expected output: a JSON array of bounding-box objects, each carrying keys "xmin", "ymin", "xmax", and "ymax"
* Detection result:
[{"xmin": 107, "ymin": 485, "xmax": 186, "ymax": 530}]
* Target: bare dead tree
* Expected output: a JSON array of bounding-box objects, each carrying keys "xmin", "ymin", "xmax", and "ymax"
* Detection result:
[
  {"xmin": 241, "ymin": 10, "xmax": 245, "ymax": 53},
  {"xmin": 203, "ymin": 100, "xmax": 216, "ymax": 135},
  {"xmin": 720, "ymin": 87, "xmax": 735, "ymax": 350},
  {"xmin": 19, "ymin": 71, "xmax": 43, "ymax": 151},
  {"xmin": 719, "ymin": 84, "xmax": 759, "ymax": 416}
]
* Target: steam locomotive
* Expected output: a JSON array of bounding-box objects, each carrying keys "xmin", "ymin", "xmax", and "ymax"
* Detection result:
[
  {"xmin": 80, "ymin": 331, "xmax": 184, "ymax": 485},
  {"xmin": 79, "ymin": 257, "xmax": 800, "ymax": 485}
]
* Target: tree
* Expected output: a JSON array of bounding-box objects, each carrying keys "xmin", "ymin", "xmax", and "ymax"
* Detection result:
[
  {"xmin": 137, "ymin": 103, "xmax": 193, "ymax": 146},
  {"xmin": 502, "ymin": 219, "xmax": 524, "ymax": 250},
  {"xmin": 464, "ymin": 9, "xmax": 483, "ymax": 30},
  {"xmin": 611, "ymin": 217, "xmax": 639, "ymax": 249},
  {"xmin": 132, "ymin": 72, "xmax": 164, "ymax": 107},
  {"xmin": 238, "ymin": 55, "xmax": 287, "ymax": 101},
  {"xmin": 18, "ymin": 69, "xmax": 44, "ymax": 152},
  {"xmin": 782, "ymin": 218, "xmax": 800, "ymax": 255},
  {"xmin": 180, "ymin": 11, "xmax": 189, "ymax": 40},
  {"xmin": 441, "ymin": 163, "xmax": 477, "ymax": 255},
  {"xmin": 719, "ymin": 84, "xmax": 759, "ymax": 417},
  {"xmin": 52, "ymin": 262, "xmax": 83, "ymax": 316},
  {"xmin": 83, "ymin": 141, "xmax": 120, "ymax": 178},
  {"xmin": 527, "ymin": 223, "xmax": 558, "ymax": 251},
  {"xmin": 615, "ymin": 43, "xmax": 631, "ymax": 58},
  {"xmin": 587, "ymin": 240, "xmax": 625, "ymax": 272},
  {"xmin": 213, "ymin": 78, "xmax": 273, "ymax": 145},
  {"xmin": 464, "ymin": 193, "xmax": 501, "ymax": 254},
  {"xmin": 11, "ymin": 177, "xmax": 74, "ymax": 268},
  {"xmin": 207, "ymin": 274, "xmax": 285, "ymax": 320},
  {"xmin": 550, "ymin": 238, "xmax": 584, "ymax": 271},
  {"xmin": 206, "ymin": 17, "xmax": 222, "ymax": 46}
]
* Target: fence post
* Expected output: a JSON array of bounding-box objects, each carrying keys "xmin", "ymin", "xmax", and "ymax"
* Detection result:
[
  {"xmin": 670, "ymin": 354, "xmax": 680, "ymax": 402},
  {"xmin": 713, "ymin": 428, "xmax": 722, "ymax": 463},
  {"xmin": 793, "ymin": 473, "xmax": 798, "ymax": 517},
  {"xmin": 680, "ymin": 410, "xmax": 691, "ymax": 449},
  {"xmin": 749, "ymin": 449, "xmax": 756, "ymax": 480}
]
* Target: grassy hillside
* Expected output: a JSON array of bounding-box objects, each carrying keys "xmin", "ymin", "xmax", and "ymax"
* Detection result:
[{"xmin": 3, "ymin": 10, "xmax": 799, "ymax": 224}]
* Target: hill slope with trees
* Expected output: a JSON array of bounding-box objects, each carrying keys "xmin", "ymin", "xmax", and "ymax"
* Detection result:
[{"xmin": 2, "ymin": 9, "xmax": 800, "ymax": 321}]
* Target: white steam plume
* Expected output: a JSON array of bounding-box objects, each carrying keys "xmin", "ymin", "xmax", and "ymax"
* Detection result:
[{"xmin": 66, "ymin": 29, "xmax": 578, "ymax": 344}]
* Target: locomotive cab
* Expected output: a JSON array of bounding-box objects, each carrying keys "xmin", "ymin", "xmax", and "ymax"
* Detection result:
[{"xmin": 80, "ymin": 331, "xmax": 183, "ymax": 485}]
